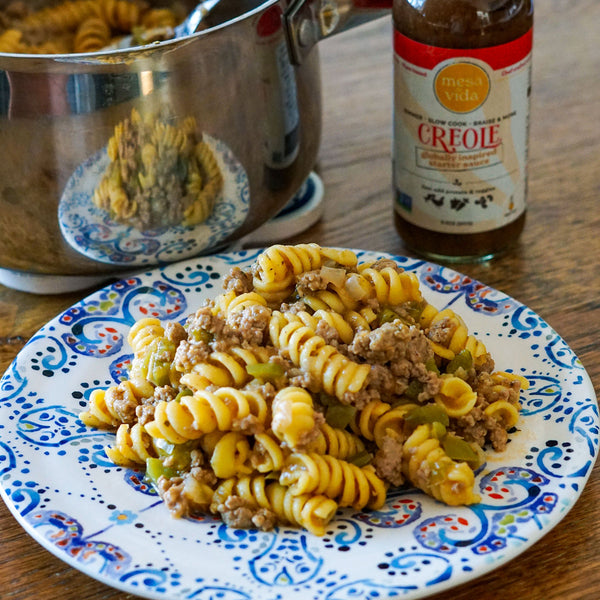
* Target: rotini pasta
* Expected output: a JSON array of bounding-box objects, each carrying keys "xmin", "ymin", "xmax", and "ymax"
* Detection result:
[
  {"xmin": 269, "ymin": 310, "xmax": 370, "ymax": 401},
  {"xmin": 252, "ymin": 244, "xmax": 357, "ymax": 305},
  {"xmin": 0, "ymin": 29, "xmax": 24, "ymax": 53},
  {"xmin": 214, "ymin": 290, "xmax": 268, "ymax": 319},
  {"xmin": 211, "ymin": 475, "xmax": 338, "ymax": 536},
  {"xmin": 421, "ymin": 306, "xmax": 490, "ymax": 367},
  {"xmin": 309, "ymin": 423, "xmax": 365, "ymax": 460},
  {"xmin": 141, "ymin": 8, "xmax": 178, "ymax": 29},
  {"xmin": 279, "ymin": 453, "xmax": 387, "ymax": 510},
  {"xmin": 271, "ymin": 386, "xmax": 320, "ymax": 450},
  {"xmin": 21, "ymin": 0, "xmax": 101, "ymax": 33},
  {"xmin": 79, "ymin": 380, "xmax": 141, "ymax": 428},
  {"xmin": 145, "ymin": 386, "xmax": 270, "ymax": 444},
  {"xmin": 80, "ymin": 243, "xmax": 528, "ymax": 535},
  {"xmin": 179, "ymin": 346, "xmax": 274, "ymax": 390},
  {"xmin": 100, "ymin": 0, "xmax": 143, "ymax": 32},
  {"xmin": 435, "ymin": 375, "xmax": 478, "ymax": 417},
  {"xmin": 402, "ymin": 423, "xmax": 480, "ymax": 505},
  {"xmin": 350, "ymin": 266, "xmax": 423, "ymax": 306},
  {"xmin": 301, "ymin": 284, "xmax": 359, "ymax": 314},
  {"xmin": 73, "ymin": 16, "xmax": 111, "ymax": 53},
  {"xmin": 0, "ymin": 0, "xmax": 181, "ymax": 54},
  {"xmin": 351, "ymin": 399, "xmax": 393, "ymax": 442},
  {"xmin": 209, "ymin": 431, "xmax": 253, "ymax": 479},
  {"xmin": 105, "ymin": 422, "xmax": 155, "ymax": 466},
  {"xmin": 251, "ymin": 431, "xmax": 288, "ymax": 472}
]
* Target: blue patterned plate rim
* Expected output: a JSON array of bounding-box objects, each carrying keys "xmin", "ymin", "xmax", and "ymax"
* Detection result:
[{"xmin": 0, "ymin": 249, "xmax": 597, "ymax": 600}]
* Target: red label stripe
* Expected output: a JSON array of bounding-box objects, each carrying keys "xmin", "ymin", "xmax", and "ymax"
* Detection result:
[{"xmin": 394, "ymin": 28, "xmax": 533, "ymax": 71}]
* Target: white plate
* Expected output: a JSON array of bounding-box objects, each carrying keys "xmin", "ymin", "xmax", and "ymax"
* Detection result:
[
  {"xmin": 58, "ymin": 135, "xmax": 249, "ymax": 266},
  {"xmin": 0, "ymin": 250, "xmax": 597, "ymax": 600}
]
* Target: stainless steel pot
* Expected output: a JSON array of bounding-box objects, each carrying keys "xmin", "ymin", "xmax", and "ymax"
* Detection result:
[{"xmin": 0, "ymin": 0, "xmax": 391, "ymax": 279}]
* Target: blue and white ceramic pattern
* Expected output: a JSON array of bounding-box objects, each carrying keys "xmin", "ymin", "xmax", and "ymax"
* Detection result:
[
  {"xmin": 0, "ymin": 250, "xmax": 597, "ymax": 600},
  {"xmin": 58, "ymin": 136, "xmax": 249, "ymax": 266}
]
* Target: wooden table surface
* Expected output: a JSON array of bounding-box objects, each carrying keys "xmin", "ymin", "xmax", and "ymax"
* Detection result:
[{"xmin": 1, "ymin": 1, "xmax": 599, "ymax": 598}]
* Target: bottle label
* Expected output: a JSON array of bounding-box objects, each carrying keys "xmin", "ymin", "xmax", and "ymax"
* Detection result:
[{"xmin": 393, "ymin": 29, "xmax": 533, "ymax": 234}]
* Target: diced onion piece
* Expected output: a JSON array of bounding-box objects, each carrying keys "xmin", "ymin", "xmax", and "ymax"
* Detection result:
[
  {"xmin": 320, "ymin": 265, "xmax": 347, "ymax": 288},
  {"xmin": 345, "ymin": 273, "xmax": 369, "ymax": 300}
]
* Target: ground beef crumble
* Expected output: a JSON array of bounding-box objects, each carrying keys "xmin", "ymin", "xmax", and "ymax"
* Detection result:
[
  {"xmin": 165, "ymin": 321, "xmax": 187, "ymax": 345},
  {"xmin": 451, "ymin": 372, "xmax": 521, "ymax": 451},
  {"xmin": 157, "ymin": 467, "xmax": 218, "ymax": 518},
  {"xmin": 426, "ymin": 316, "xmax": 456, "ymax": 346},
  {"xmin": 135, "ymin": 385, "xmax": 176, "ymax": 425},
  {"xmin": 349, "ymin": 321, "xmax": 432, "ymax": 367},
  {"xmin": 295, "ymin": 270, "xmax": 331, "ymax": 295},
  {"xmin": 106, "ymin": 381, "xmax": 139, "ymax": 425},
  {"xmin": 315, "ymin": 319, "xmax": 343, "ymax": 346},
  {"xmin": 368, "ymin": 258, "xmax": 405, "ymax": 273},
  {"xmin": 173, "ymin": 339, "xmax": 211, "ymax": 371},
  {"xmin": 226, "ymin": 304, "xmax": 272, "ymax": 346},
  {"xmin": 345, "ymin": 321, "xmax": 441, "ymax": 405},
  {"xmin": 373, "ymin": 430, "xmax": 406, "ymax": 486},
  {"xmin": 157, "ymin": 476, "xmax": 189, "ymax": 518},
  {"xmin": 185, "ymin": 303, "xmax": 229, "ymax": 343},
  {"xmin": 217, "ymin": 496, "xmax": 278, "ymax": 531},
  {"xmin": 223, "ymin": 267, "xmax": 253, "ymax": 294}
]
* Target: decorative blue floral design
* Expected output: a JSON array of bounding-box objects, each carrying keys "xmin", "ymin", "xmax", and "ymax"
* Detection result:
[
  {"xmin": 60, "ymin": 279, "xmax": 187, "ymax": 357},
  {"xmin": 26, "ymin": 510, "xmax": 132, "ymax": 577},
  {"xmin": 544, "ymin": 334, "xmax": 585, "ymax": 370},
  {"xmin": 0, "ymin": 441, "xmax": 17, "ymax": 477},
  {"xmin": 0, "ymin": 360, "xmax": 28, "ymax": 401},
  {"xmin": 17, "ymin": 405, "xmax": 91, "ymax": 446},
  {"xmin": 413, "ymin": 467, "xmax": 558, "ymax": 556},
  {"xmin": 185, "ymin": 587, "xmax": 251, "ymax": 600},
  {"xmin": 0, "ymin": 250, "xmax": 596, "ymax": 600},
  {"xmin": 418, "ymin": 263, "xmax": 518, "ymax": 315},
  {"xmin": 108, "ymin": 509, "xmax": 137, "ymax": 525},
  {"xmin": 571, "ymin": 403, "xmax": 599, "ymax": 457},
  {"xmin": 249, "ymin": 532, "xmax": 323, "ymax": 586},
  {"xmin": 508, "ymin": 305, "xmax": 542, "ymax": 336},
  {"xmin": 354, "ymin": 493, "xmax": 422, "ymax": 528},
  {"xmin": 520, "ymin": 374, "xmax": 564, "ymax": 416}
]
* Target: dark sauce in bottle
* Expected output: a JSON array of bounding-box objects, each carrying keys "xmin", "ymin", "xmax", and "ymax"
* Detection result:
[{"xmin": 392, "ymin": 0, "xmax": 533, "ymax": 261}]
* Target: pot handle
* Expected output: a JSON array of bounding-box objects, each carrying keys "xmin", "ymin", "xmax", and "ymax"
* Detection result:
[{"xmin": 284, "ymin": 0, "xmax": 393, "ymax": 64}]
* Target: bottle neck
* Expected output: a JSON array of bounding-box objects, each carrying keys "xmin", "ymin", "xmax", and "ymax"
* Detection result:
[{"xmin": 395, "ymin": 0, "xmax": 533, "ymax": 48}]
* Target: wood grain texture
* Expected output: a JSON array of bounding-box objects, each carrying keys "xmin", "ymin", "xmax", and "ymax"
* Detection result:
[{"xmin": 1, "ymin": 0, "xmax": 599, "ymax": 598}]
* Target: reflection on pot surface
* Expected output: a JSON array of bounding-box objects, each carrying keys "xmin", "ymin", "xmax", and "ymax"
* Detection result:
[
  {"xmin": 58, "ymin": 131, "xmax": 249, "ymax": 266},
  {"xmin": 92, "ymin": 106, "xmax": 223, "ymax": 231},
  {"xmin": 0, "ymin": 0, "xmax": 390, "ymax": 278}
]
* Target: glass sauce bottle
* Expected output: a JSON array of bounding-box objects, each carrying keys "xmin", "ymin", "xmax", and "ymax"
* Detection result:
[{"xmin": 392, "ymin": 0, "xmax": 533, "ymax": 261}]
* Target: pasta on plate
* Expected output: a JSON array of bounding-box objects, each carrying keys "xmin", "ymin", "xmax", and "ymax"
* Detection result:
[{"xmin": 80, "ymin": 244, "xmax": 528, "ymax": 536}]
